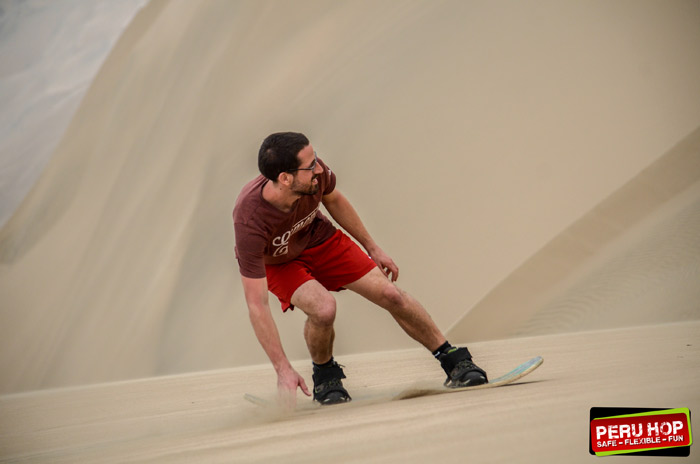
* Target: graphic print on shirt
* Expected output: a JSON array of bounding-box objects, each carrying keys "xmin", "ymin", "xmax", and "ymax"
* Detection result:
[{"xmin": 272, "ymin": 206, "xmax": 320, "ymax": 257}]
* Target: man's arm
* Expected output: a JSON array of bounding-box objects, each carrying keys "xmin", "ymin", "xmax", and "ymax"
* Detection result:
[
  {"xmin": 322, "ymin": 189, "xmax": 399, "ymax": 281},
  {"xmin": 240, "ymin": 276, "xmax": 310, "ymax": 399}
]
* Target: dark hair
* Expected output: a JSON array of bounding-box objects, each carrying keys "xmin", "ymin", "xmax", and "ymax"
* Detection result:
[{"xmin": 258, "ymin": 132, "xmax": 310, "ymax": 180}]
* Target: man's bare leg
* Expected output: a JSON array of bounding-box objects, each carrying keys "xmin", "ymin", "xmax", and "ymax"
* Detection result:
[
  {"xmin": 290, "ymin": 279, "xmax": 351, "ymax": 404},
  {"xmin": 344, "ymin": 267, "xmax": 445, "ymax": 352},
  {"xmin": 290, "ymin": 279, "xmax": 337, "ymax": 364},
  {"xmin": 345, "ymin": 267, "xmax": 488, "ymax": 387}
]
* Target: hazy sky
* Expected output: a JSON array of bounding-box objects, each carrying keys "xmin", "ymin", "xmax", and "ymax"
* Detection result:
[{"xmin": 0, "ymin": 0, "xmax": 146, "ymax": 227}]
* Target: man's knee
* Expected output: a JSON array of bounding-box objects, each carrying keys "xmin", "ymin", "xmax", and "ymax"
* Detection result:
[
  {"xmin": 381, "ymin": 283, "xmax": 406, "ymax": 309},
  {"xmin": 308, "ymin": 295, "xmax": 336, "ymax": 326}
]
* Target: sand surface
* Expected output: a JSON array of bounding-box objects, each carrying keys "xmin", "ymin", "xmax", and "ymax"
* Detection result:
[
  {"xmin": 1, "ymin": 1, "xmax": 700, "ymax": 462},
  {"xmin": 2, "ymin": 322, "xmax": 698, "ymax": 463}
]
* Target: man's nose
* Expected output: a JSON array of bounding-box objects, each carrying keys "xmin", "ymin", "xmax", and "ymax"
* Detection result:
[{"xmin": 313, "ymin": 162, "xmax": 323, "ymax": 175}]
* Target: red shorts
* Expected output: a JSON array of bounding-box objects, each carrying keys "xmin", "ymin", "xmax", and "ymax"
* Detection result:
[{"xmin": 266, "ymin": 230, "xmax": 377, "ymax": 312}]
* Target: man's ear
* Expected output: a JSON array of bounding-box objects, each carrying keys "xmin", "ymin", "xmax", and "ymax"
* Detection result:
[{"xmin": 277, "ymin": 171, "xmax": 293, "ymax": 186}]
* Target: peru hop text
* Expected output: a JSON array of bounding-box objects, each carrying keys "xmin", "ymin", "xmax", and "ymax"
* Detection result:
[
  {"xmin": 595, "ymin": 420, "xmax": 686, "ymax": 448},
  {"xmin": 590, "ymin": 408, "xmax": 692, "ymax": 456}
]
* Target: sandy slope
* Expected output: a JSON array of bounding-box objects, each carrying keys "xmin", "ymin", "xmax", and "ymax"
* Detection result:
[
  {"xmin": 1, "ymin": 1, "xmax": 700, "ymax": 461},
  {"xmin": 449, "ymin": 143, "xmax": 700, "ymax": 341},
  {"xmin": 1, "ymin": 0, "xmax": 700, "ymax": 395},
  {"xmin": 1, "ymin": 322, "xmax": 698, "ymax": 463}
]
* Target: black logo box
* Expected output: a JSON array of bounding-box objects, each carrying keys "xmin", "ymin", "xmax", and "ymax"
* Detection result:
[{"xmin": 589, "ymin": 407, "xmax": 691, "ymax": 457}]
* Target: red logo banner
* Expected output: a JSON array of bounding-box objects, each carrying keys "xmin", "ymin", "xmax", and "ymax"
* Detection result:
[{"xmin": 590, "ymin": 408, "xmax": 692, "ymax": 456}]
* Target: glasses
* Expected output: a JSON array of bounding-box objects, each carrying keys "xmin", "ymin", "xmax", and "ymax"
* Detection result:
[{"xmin": 288, "ymin": 151, "xmax": 318, "ymax": 172}]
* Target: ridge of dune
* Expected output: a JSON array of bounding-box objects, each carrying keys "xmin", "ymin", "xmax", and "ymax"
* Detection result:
[
  {"xmin": 2, "ymin": 0, "xmax": 700, "ymax": 395},
  {"xmin": 447, "ymin": 127, "xmax": 700, "ymax": 342}
]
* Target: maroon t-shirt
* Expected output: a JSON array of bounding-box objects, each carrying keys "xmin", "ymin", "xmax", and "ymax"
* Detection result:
[{"xmin": 233, "ymin": 159, "xmax": 337, "ymax": 278}]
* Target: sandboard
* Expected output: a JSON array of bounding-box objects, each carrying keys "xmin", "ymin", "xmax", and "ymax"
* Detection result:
[
  {"xmin": 243, "ymin": 356, "xmax": 542, "ymax": 408},
  {"xmin": 393, "ymin": 355, "xmax": 543, "ymax": 400}
]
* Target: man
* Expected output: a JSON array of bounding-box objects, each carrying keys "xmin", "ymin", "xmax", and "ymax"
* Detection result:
[{"xmin": 233, "ymin": 132, "xmax": 487, "ymax": 405}]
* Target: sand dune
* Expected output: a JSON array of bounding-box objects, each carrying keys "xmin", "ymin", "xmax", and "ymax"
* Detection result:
[
  {"xmin": 448, "ymin": 128, "xmax": 700, "ymax": 341},
  {"xmin": 1, "ymin": 0, "xmax": 699, "ymax": 395},
  {"xmin": 1, "ymin": 1, "xmax": 700, "ymax": 461}
]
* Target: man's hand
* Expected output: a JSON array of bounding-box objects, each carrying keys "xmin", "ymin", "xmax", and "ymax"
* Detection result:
[
  {"xmin": 367, "ymin": 246, "xmax": 399, "ymax": 282},
  {"xmin": 242, "ymin": 276, "xmax": 312, "ymax": 408},
  {"xmin": 276, "ymin": 366, "xmax": 311, "ymax": 409}
]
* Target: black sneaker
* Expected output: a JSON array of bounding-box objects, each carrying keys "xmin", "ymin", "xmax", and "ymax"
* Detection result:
[
  {"xmin": 438, "ymin": 347, "xmax": 488, "ymax": 388},
  {"xmin": 312, "ymin": 360, "xmax": 352, "ymax": 405}
]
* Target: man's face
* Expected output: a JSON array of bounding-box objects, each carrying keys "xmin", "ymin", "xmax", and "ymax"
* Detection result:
[{"xmin": 290, "ymin": 145, "xmax": 323, "ymax": 196}]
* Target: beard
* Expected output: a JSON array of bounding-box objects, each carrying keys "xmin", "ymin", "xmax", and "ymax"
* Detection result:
[{"xmin": 291, "ymin": 175, "xmax": 320, "ymax": 195}]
